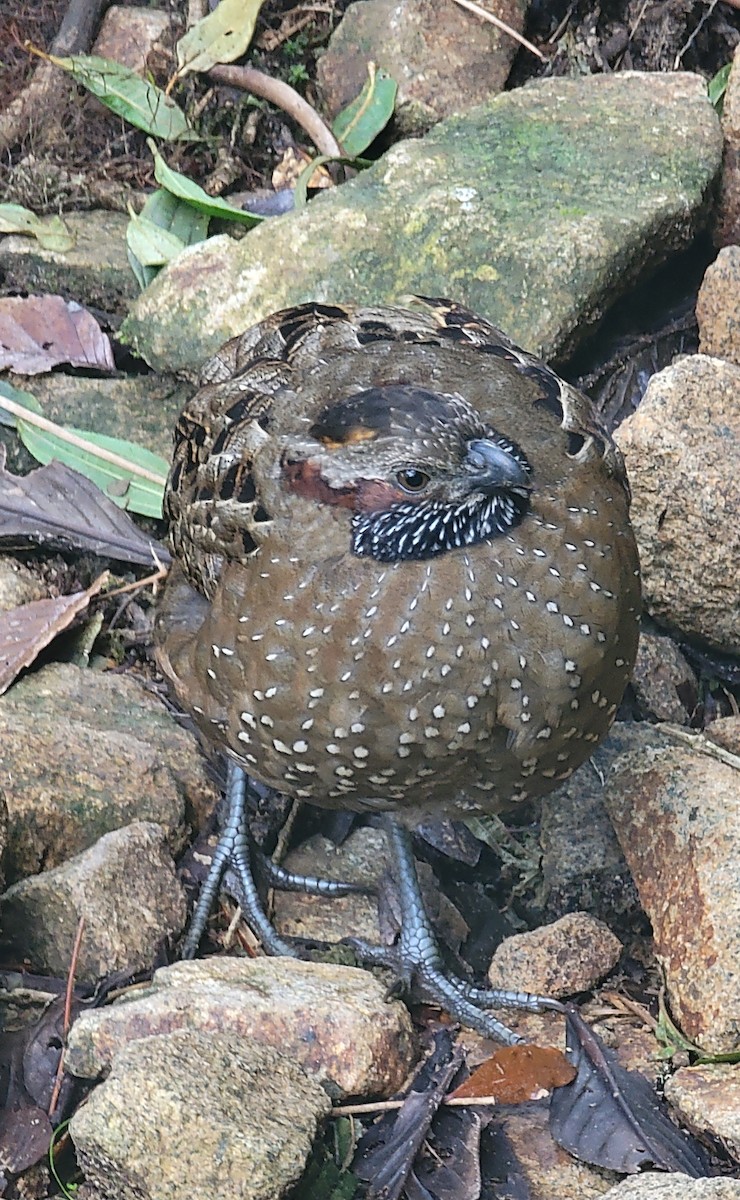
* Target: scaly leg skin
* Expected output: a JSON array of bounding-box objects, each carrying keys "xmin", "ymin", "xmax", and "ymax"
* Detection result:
[
  {"xmin": 183, "ymin": 766, "xmax": 562, "ymax": 1045},
  {"xmin": 181, "ymin": 760, "xmax": 365, "ymax": 959},
  {"xmin": 346, "ymin": 816, "xmax": 564, "ymax": 1046}
]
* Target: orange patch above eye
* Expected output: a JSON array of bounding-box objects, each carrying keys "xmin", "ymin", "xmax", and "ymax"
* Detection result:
[{"xmin": 318, "ymin": 425, "xmax": 378, "ymax": 449}]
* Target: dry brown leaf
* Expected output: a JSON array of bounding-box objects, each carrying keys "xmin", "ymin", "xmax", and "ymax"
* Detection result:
[
  {"xmin": 450, "ymin": 1044, "xmax": 576, "ymax": 1104},
  {"xmin": 271, "ymin": 145, "xmax": 332, "ymax": 191},
  {"xmin": 0, "ymin": 295, "xmax": 115, "ymax": 374},
  {"xmin": 0, "ymin": 571, "xmax": 109, "ymax": 694}
]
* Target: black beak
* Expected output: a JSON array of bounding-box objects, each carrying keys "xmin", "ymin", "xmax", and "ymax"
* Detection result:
[{"xmin": 465, "ymin": 439, "xmax": 532, "ymax": 495}]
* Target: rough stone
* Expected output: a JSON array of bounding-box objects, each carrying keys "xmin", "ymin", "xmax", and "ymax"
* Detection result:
[
  {"xmin": 0, "ymin": 211, "xmax": 137, "ymax": 318},
  {"xmin": 65, "ymin": 955, "xmax": 417, "ymax": 1099},
  {"xmin": 540, "ymin": 755, "xmax": 636, "ymax": 925},
  {"xmin": 0, "ymin": 821, "xmax": 186, "ymax": 983},
  {"xmin": 274, "ymin": 826, "xmax": 387, "ymax": 944},
  {"xmin": 0, "ymin": 557, "xmax": 47, "ymax": 611},
  {"xmin": 69, "ymin": 1031, "xmax": 330, "ymax": 1200},
  {"xmin": 631, "ymin": 626, "xmax": 698, "ymax": 725},
  {"xmin": 93, "ymin": 5, "xmax": 172, "ymax": 75},
  {"xmin": 665, "ymin": 1064, "xmax": 740, "ymax": 1160},
  {"xmin": 600, "ymin": 722, "xmax": 740, "ymax": 1054},
  {"xmin": 615, "ymin": 354, "xmax": 740, "ymax": 652},
  {"xmin": 705, "ymin": 715, "xmax": 740, "ymax": 756},
  {"xmin": 317, "ymin": 0, "xmax": 527, "ymax": 135},
  {"xmin": 487, "ymin": 911, "xmax": 622, "ymax": 997},
  {"xmin": 602, "ymin": 1177, "xmax": 740, "ymax": 1198},
  {"xmin": 0, "ymin": 662, "xmax": 217, "ymax": 883},
  {"xmin": 697, "ymin": 245, "xmax": 740, "ymax": 366},
  {"xmin": 121, "ymin": 73, "xmax": 721, "ymax": 374}
]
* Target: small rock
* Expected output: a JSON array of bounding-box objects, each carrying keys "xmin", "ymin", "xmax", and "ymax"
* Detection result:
[
  {"xmin": 65, "ymin": 956, "xmax": 416, "ymax": 1099},
  {"xmin": 697, "ymin": 246, "xmax": 740, "ymax": 366},
  {"xmin": 631, "ymin": 626, "xmax": 698, "ymax": 724},
  {"xmin": 0, "ymin": 558, "xmax": 47, "ymax": 611},
  {"xmin": 318, "ymin": 0, "xmax": 527, "ymax": 135},
  {"xmin": 540, "ymin": 765, "xmax": 637, "ymax": 925},
  {"xmin": 705, "ymin": 715, "xmax": 740, "ymax": 756},
  {"xmin": 665, "ymin": 1064, "xmax": 740, "ymax": 1160},
  {"xmin": 615, "ymin": 354, "xmax": 740, "ymax": 652},
  {"xmin": 602, "ymin": 1176, "xmax": 740, "ymax": 1198},
  {"xmin": 0, "ymin": 211, "xmax": 137, "ymax": 318},
  {"xmin": 487, "ymin": 912, "xmax": 622, "ymax": 998},
  {"xmin": 0, "ymin": 822, "xmax": 186, "ymax": 983},
  {"xmin": 70, "ymin": 1031, "xmax": 331, "ymax": 1200},
  {"xmin": 93, "ymin": 5, "xmax": 171, "ymax": 75},
  {"xmin": 0, "ymin": 662, "xmax": 217, "ymax": 882},
  {"xmin": 715, "ymin": 43, "xmax": 740, "ymax": 247},
  {"xmin": 274, "ymin": 826, "xmax": 388, "ymax": 944},
  {"xmin": 601, "ymin": 722, "xmax": 740, "ymax": 1054}
]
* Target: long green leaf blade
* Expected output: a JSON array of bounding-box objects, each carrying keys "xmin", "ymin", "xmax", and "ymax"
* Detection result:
[
  {"xmin": 332, "ymin": 64, "xmax": 397, "ymax": 157},
  {"xmin": 48, "ymin": 52, "xmax": 196, "ymax": 141},
  {"xmin": 149, "ymin": 140, "xmax": 263, "ymax": 226}
]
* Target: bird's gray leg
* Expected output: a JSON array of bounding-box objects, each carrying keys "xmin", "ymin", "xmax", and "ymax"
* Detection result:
[
  {"xmin": 182, "ymin": 761, "xmax": 363, "ymax": 959},
  {"xmin": 350, "ymin": 816, "xmax": 563, "ymax": 1046},
  {"xmin": 182, "ymin": 760, "xmax": 298, "ymax": 958}
]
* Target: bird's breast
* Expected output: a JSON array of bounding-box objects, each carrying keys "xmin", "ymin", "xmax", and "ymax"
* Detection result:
[{"xmin": 178, "ymin": 496, "xmax": 638, "ymax": 821}]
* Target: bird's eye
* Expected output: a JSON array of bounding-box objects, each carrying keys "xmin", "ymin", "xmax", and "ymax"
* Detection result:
[{"xmin": 396, "ymin": 468, "xmax": 431, "ymax": 493}]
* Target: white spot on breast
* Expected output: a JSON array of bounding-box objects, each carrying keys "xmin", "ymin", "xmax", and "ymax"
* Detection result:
[
  {"xmin": 301, "ymin": 718, "xmax": 313, "ymax": 730},
  {"xmin": 273, "ymin": 739, "xmax": 291, "ymax": 754},
  {"xmin": 353, "ymin": 746, "xmax": 369, "ymax": 759},
  {"xmin": 433, "ymin": 704, "xmax": 446, "ymax": 718},
  {"xmin": 260, "ymin": 715, "xmax": 274, "ymax": 727},
  {"xmin": 241, "ymin": 711, "xmax": 257, "ymax": 729},
  {"xmin": 293, "ymin": 740, "xmax": 308, "ymax": 753}
]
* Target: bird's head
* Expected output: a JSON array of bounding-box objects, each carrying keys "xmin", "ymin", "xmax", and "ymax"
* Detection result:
[{"xmin": 280, "ymin": 386, "xmax": 533, "ymax": 563}]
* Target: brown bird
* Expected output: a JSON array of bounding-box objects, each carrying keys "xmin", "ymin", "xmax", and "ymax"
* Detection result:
[{"xmin": 155, "ymin": 298, "xmax": 640, "ymax": 1041}]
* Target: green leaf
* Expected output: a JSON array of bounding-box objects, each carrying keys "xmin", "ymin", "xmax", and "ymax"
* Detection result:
[
  {"xmin": 127, "ymin": 210, "xmax": 187, "ymax": 267},
  {"xmin": 126, "ymin": 189, "xmax": 210, "ymax": 289},
  {"xmin": 176, "ymin": 0, "xmax": 265, "ymax": 77},
  {"xmin": 17, "ymin": 418, "xmax": 167, "ymax": 518},
  {"xmin": 148, "ymin": 140, "xmax": 263, "ymax": 226},
  {"xmin": 0, "ymin": 379, "xmax": 42, "ymax": 427},
  {"xmin": 708, "ymin": 62, "xmax": 732, "ymax": 114},
  {"xmin": 0, "ymin": 388, "xmax": 168, "ymax": 518},
  {"xmin": 332, "ymin": 63, "xmax": 397, "ymax": 157},
  {"xmin": 0, "ymin": 202, "xmax": 76, "ymax": 252},
  {"xmin": 47, "ymin": 52, "xmax": 196, "ymax": 141}
]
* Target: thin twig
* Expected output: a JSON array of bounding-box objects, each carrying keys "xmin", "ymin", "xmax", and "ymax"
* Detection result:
[
  {"xmin": 331, "ymin": 1094, "xmax": 500, "ymax": 1116},
  {"xmin": 207, "ymin": 64, "xmax": 342, "ymax": 157},
  {"xmin": 0, "ymin": 395, "xmax": 168, "ymax": 487},
  {"xmin": 103, "ymin": 562, "xmax": 170, "ymax": 600},
  {"xmin": 450, "ymin": 0, "xmax": 545, "ymax": 60},
  {"xmin": 48, "ymin": 916, "xmax": 85, "ymax": 1119}
]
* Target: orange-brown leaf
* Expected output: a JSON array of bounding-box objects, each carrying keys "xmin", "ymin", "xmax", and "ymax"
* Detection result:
[{"xmin": 450, "ymin": 1044, "xmax": 575, "ymax": 1104}]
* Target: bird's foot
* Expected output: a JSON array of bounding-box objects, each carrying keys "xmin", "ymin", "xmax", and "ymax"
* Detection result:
[
  {"xmin": 346, "ymin": 816, "xmax": 564, "ymax": 1046},
  {"xmin": 182, "ymin": 761, "xmax": 367, "ymax": 959}
]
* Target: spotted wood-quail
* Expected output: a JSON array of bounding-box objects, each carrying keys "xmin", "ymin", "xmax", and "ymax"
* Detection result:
[{"xmin": 155, "ymin": 298, "xmax": 640, "ymax": 1042}]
